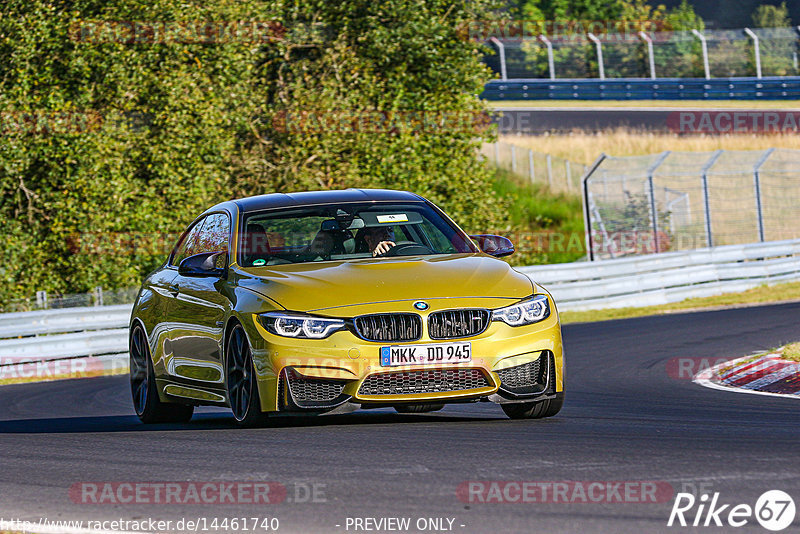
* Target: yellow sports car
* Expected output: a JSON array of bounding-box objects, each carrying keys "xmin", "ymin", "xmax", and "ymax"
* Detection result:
[{"xmin": 129, "ymin": 189, "xmax": 564, "ymax": 425}]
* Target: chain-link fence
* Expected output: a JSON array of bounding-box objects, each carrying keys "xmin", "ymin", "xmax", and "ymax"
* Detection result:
[
  {"xmin": 584, "ymin": 149, "xmax": 800, "ymax": 260},
  {"xmin": 2, "ymin": 287, "xmax": 139, "ymax": 314},
  {"xmin": 481, "ymin": 141, "xmax": 588, "ymax": 194},
  {"xmin": 485, "ymin": 27, "xmax": 800, "ymax": 80}
]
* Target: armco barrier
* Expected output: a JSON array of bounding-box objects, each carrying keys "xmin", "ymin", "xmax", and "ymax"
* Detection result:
[
  {"xmin": 518, "ymin": 239, "xmax": 800, "ymax": 311},
  {"xmin": 0, "ymin": 304, "xmax": 132, "ymax": 338},
  {"xmin": 0, "ymin": 305, "xmax": 132, "ymax": 380},
  {"xmin": 481, "ymin": 77, "xmax": 800, "ymax": 100},
  {"xmin": 2, "ymin": 239, "xmax": 800, "ymax": 381}
]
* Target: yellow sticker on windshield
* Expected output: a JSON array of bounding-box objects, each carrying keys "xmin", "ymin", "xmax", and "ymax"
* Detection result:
[{"xmin": 376, "ymin": 214, "xmax": 408, "ymax": 223}]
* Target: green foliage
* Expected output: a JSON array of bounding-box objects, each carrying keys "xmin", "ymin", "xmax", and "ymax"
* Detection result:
[
  {"xmin": 0, "ymin": 0, "xmax": 505, "ymax": 309},
  {"xmin": 752, "ymin": 2, "xmax": 791, "ymax": 27},
  {"xmin": 491, "ymin": 168, "xmax": 586, "ymax": 265},
  {"xmin": 519, "ymin": 0, "xmax": 705, "ymax": 78}
]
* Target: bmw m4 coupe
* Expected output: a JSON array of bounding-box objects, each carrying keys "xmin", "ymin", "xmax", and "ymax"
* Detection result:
[{"xmin": 129, "ymin": 189, "xmax": 564, "ymax": 425}]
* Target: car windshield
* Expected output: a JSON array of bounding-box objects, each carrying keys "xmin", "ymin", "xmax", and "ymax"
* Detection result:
[{"xmin": 239, "ymin": 202, "xmax": 476, "ymax": 266}]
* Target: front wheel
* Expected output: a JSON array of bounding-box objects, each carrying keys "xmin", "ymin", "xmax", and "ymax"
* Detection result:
[
  {"xmin": 226, "ymin": 324, "xmax": 269, "ymax": 427},
  {"xmin": 129, "ymin": 324, "xmax": 194, "ymax": 424},
  {"xmin": 501, "ymin": 392, "xmax": 564, "ymax": 420}
]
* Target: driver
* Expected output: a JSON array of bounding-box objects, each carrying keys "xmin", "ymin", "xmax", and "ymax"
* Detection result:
[{"xmin": 361, "ymin": 226, "xmax": 396, "ymax": 257}]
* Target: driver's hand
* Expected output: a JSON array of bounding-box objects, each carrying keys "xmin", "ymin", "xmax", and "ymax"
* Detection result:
[{"xmin": 372, "ymin": 241, "xmax": 396, "ymax": 257}]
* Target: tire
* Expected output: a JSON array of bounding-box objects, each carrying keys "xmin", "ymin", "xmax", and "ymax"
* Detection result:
[
  {"xmin": 226, "ymin": 324, "xmax": 269, "ymax": 427},
  {"xmin": 394, "ymin": 403, "xmax": 444, "ymax": 414},
  {"xmin": 129, "ymin": 324, "xmax": 194, "ymax": 424},
  {"xmin": 501, "ymin": 392, "xmax": 564, "ymax": 420}
]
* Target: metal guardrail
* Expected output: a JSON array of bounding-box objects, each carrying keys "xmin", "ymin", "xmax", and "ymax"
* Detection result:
[
  {"xmin": 518, "ymin": 239, "xmax": 800, "ymax": 311},
  {"xmin": 0, "ymin": 304, "xmax": 132, "ymax": 338},
  {"xmin": 482, "ymin": 77, "xmax": 800, "ymax": 100},
  {"xmin": 0, "ymin": 305, "xmax": 131, "ymax": 374},
  {"xmin": 2, "ymin": 238, "xmax": 799, "ymax": 372},
  {"xmin": 0, "ymin": 329, "xmax": 128, "ymax": 363}
]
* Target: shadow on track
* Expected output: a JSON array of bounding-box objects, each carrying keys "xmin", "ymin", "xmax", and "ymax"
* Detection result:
[{"xmin": 0, "ymin": 410, "xmax": 502, "ymax": 434}]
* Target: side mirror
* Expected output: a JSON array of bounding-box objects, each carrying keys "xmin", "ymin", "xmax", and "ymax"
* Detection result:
[
  {"xmin": 178, "ymin": 251, "xmax": 226, "ymax": 277},
  {"xmin": 469, "ymin": 234, "xmax": 515, "ymax": 258}
]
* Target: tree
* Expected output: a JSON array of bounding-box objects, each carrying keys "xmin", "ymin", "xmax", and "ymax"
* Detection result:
[
  {"xmin": 752, "ymin": 2, "xmax": 791, "ymax": 27},
  {"xmin": 0, "ymin": 0, "xmax": 506, "ymax": 308},
  {"xmin": 518, "ymin": 0, "xmax": 704, "ymax": 78}
]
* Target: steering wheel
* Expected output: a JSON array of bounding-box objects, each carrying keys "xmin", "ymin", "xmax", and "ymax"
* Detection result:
[{"xmin": 380, "ymin": 241, "xmax": 434, "ymax": 257}]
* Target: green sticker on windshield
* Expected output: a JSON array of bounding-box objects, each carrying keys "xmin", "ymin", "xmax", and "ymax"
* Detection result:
[{"xmin": 252, "ymin": 259, "xmax": 266, "ymax": 266}]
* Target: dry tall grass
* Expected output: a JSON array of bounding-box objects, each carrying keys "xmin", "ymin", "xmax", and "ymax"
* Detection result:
[{"xmin": 500, "ymin": 130, "xmax": 800, "ymax": 165}]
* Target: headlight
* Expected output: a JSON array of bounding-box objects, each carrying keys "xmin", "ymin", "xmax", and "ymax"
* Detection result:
[
  {"xmin": 259, "ymin": 312, "xmax": 345, "ymax": 339},
  {"xmin": 492, "ymin": 295, "xmax": 550, "ymax": 326}
]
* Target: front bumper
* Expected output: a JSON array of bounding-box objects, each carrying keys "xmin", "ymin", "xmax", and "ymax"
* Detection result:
[{"xmin": 242, "ymin": 297, "xmax": 564, "ymax": 413}]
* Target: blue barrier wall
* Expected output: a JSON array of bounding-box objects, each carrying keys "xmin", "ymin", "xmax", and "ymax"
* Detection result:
[{"xmin": 481, "ymin": 77, "xmax": 800, "ymax": 100}]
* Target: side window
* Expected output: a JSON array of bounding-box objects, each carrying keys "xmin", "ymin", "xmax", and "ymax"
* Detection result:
[
  {"xmin": 171, "ymin": 218, "xmax": 206, "ymax": 267},
  {"xmin": 195, "ymin": 213, "xmax": 230, "ymax": 268}
]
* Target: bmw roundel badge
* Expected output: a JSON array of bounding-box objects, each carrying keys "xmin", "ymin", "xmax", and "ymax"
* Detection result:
[{"xmin": 413, "ymin": 301, "xmax": 429, "ymax": 311}]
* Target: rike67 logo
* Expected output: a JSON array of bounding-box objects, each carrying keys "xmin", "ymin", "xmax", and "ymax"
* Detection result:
[{"xmin": 668, "ymin": 490, "xmax": 796, "ymax": 531}]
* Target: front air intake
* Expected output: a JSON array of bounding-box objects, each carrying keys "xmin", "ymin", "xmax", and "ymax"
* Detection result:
[
  {"xmin": 353, "ymin": 313, "xmax": 421, "ymax": 342},
  {"xmin": 428, "ymin": 309, "xmax": 490, "ymax": 339}
]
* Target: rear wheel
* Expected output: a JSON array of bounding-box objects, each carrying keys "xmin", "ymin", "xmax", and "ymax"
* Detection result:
[
  {"xmin": 129, "ymin": 324, "xmax": 194, "ymax": 424},
  {"xmin": 501, "ymin": 392, "xmax": 564, "ymax": 420},
  {"xmin": 226, "ymin": 324, "xmax": 269, "ymax": 427}
]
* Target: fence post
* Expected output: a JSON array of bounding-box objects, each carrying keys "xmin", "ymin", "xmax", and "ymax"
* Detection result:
[
  {"xmin": 639, "ymin": 31, "xmax": 656, "ymax": 79},
  {"xmin": 700, "ymin": 150, "xmax": 723, "ymax": 248},
  {"xmin": 565, "ymin": 160, "xmax": 572, "ymax": 192},
  {"xmin": 546, "ymin": 154, "xmax": 553, "ymax": 188},
  {"xmin": 93, "ymin": 286, "xmax": 104, "ymax": 307},
  {"xmin": 587, "ymin": 33, "xmax": 605, "ymax": 79},
  {"xmin": 494, "ymin": 142, "xmax": 500, "ymax": 165},
  {"xmin": 647, "ymin": 152, "xmax": 671, "ymax": 253},
  {"xmin": 489, "ymin": 37, "xmax": 507, "ymax": 81},
  {"xmin": 528, "ymin": 149, "xmax": 535, "ymax": 182},
  {"xmin": 36, "ymin": 290, "xmax": 48, "ymax": 309},
  {"xmin": 691, "ymin": 30, "xmax": 711, "ymax": 79},
  {"xmin": 538, "ymin": 35, "xmax": 556, "ymax": 79},
  {"xmin": 753, "ymin": 148, "xmax": 775, "ymax": 242},
  {"xmin": 510, "ymin": 144, "xmax": 517, "ymax": 174},
  {"xmin": 582, "ymin": 154, "xmax": 608, "ymax": 261},
  {"xmin": 743, "ymin": 28, "xmax": 762, "ymax": 79}
]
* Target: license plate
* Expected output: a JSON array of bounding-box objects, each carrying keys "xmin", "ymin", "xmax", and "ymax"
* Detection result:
[{"xmin": 380, "ymin": 342, "xmax": 472, "ymax": 367}]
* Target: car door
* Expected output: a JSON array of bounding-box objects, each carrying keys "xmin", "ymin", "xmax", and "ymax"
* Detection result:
[{"xmin": 166, "ymin": 212, "xmax": 232, "ymax": 388}]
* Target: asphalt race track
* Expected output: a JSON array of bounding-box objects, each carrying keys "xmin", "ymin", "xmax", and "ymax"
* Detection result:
[{"xmin": 2, "ymin": 302, "xmax": 800, "ymax": 534}]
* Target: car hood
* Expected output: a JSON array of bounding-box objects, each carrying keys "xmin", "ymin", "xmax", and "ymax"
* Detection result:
[{"xmin": 236, "ymin": 254, "xmax": 534, "ymax": 313}]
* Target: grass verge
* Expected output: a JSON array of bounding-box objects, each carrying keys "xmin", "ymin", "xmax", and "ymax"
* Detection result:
[
  {"xmin": 492, "ymin": 167, "xmax": 586, "ymax": 265},
  {"xmin": 488, "ymin": 100, "xmax": 800, "ymax": 109},
  {"xmin": 0, "ymin": 366, "xmax": 127, "ymax": 386},
  {"xmin": 783, "ymin": 342, "xmax": 800, "ymax": 363},
  {"xmin": 559, "ymin": 281, "xmax": 800, "ymax": 324},
  {"xmin": 499, "ymin": 129, "xmax": 800, "ymax": 164}
]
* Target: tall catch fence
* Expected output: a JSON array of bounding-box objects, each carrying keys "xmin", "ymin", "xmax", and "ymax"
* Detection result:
[
  {"xmin": 584, "ymin": 149, "xmax": 800, "ymax": 260},
  {"xmin": 484, "ymin": 26, "xmax": 800, "ymax": 80}
]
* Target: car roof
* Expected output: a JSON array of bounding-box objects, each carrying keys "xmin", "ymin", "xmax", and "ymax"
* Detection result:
[{"xmin": 229, "ymin": 188, "xmax": 426, "ymax": 213}]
